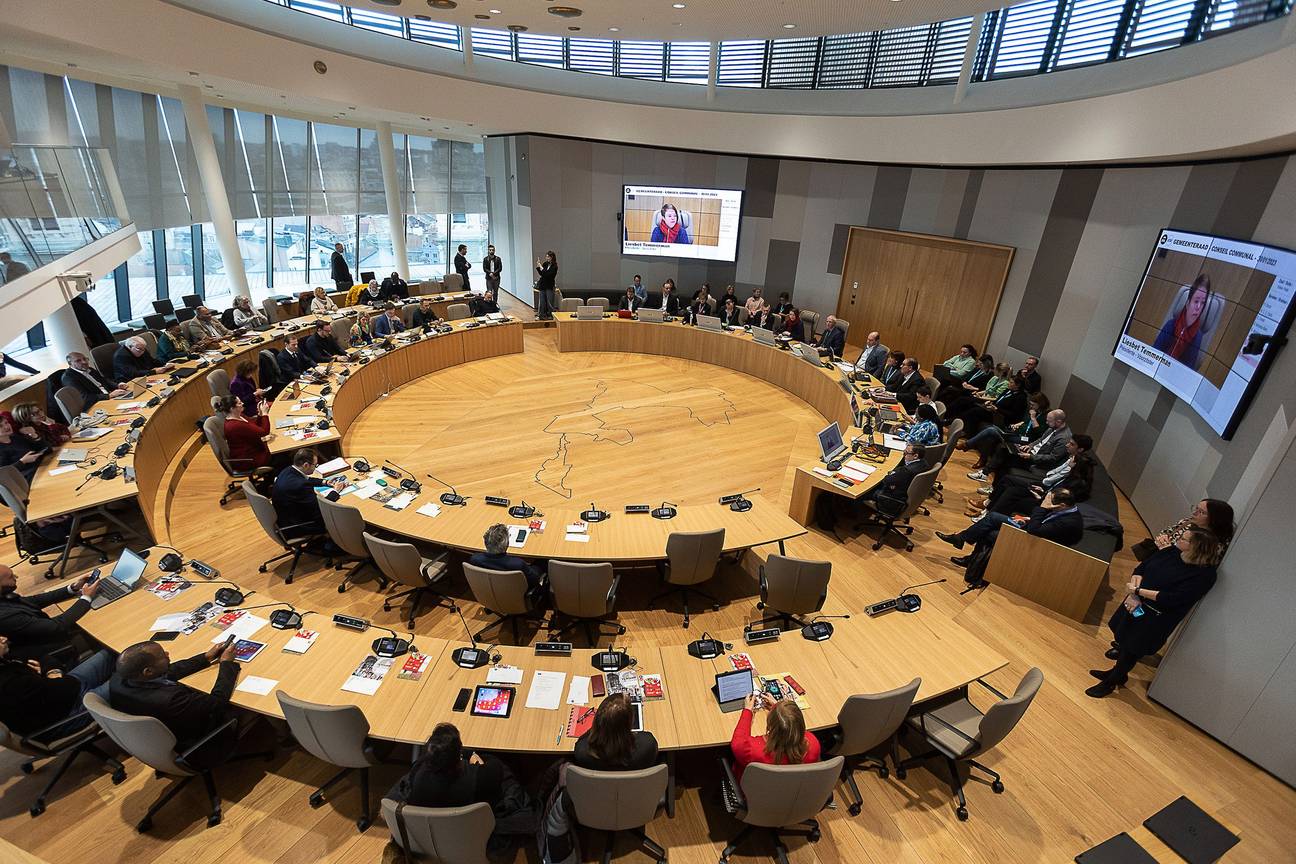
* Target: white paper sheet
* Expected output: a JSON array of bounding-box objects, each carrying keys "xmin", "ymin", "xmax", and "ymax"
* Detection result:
[
  {"xmin": 525, "ymin": 670, "xmax": 567, "ymax": 710},
  {"xmin": 882, "ymin": 433, "xmax": 908, "ymax": 451},
  {"xmin": 416, "ymin": 502, "xmax": 442, "ymax": 518},
  {"xmin": 210, "ymin": 613, "xmax": 268, "ymax": 643},
  {"xmin": 341, "ymin": 656, "xmax": 394, "ymax": 695},
  {"xmin": 384, "ymin": 492, "xmax": 415, "ymax": 511},
  {"xmin": 236, "ymin": 676, "xmax": 278, "ymax": 696},
  {"xmin": 485, "ymin": 665, "xmax": 525, "ymax": 685},
  {"xmin": 507, "ymin": 525, "xmax": 528, "ymax": 548},
  {"xmin": 149, "ymin": 612, "xmax": 193, "ymax": 631},
  {"xmin": 566, "ymin": 675, "xmax": 591, "ymax": 706},
  {"xmin": 49, "ymin": 465, "xmax": 78, "ymax": 477},
  {"xmin": 564, "ymin": 533, "xmax": 591, "ymax": 543}
]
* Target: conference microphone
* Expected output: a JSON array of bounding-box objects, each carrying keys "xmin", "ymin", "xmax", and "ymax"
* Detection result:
[
  {"xmin": 508, "ymin": 500, "xmax": 541, "ymax": 519},
  {"xmin": 865, "ymin": 578, "xmax": 947, "ymax": 616},
  {"xmin": 581, "ymin": 501, "xmax": 610, "ymax": 522},
  {"xmin": 383, "ymin": 459, "xmax": 421, "ymax": 492},
  {"xmin": 719, "ymin": 488, "xmax": 760, "ymax": 512},
  {"xmin": 370, "ymin": 624, "xmax": 416, "ymax": 658},
  {"xmin": 427, "ymin": 473, "xmax": 466, "ymax": 506},
  {"xmin": 451, "ymin": 604, "xmax": 491, "ymax": 668},
  {"xmin": 651, "ymin": 500, "xmax": 678, "ymax": 520},
  {"xmin": 801, "ymin": 613, "xmax": 850, "ymax": 642}
]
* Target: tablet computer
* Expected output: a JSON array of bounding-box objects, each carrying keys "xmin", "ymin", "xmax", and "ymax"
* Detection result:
[
  {"xmin": 712, "ymin": 669, "xmax": 755, "ymax": 713},
  {"xmin": 470, "ymin": 685, "xmax": 515, "ymax": 718}
]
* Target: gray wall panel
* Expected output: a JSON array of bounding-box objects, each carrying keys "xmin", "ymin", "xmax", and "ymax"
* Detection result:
[{"xmin": 868, "ymin": 166, "xmax": 911, "ymax": 231}]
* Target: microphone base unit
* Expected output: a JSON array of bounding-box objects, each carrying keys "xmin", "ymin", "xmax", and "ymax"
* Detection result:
[
  {"xmin": 729, "ymin": 498, "xmax": 754, "ymax": 513},
  {"xmin": 687, "ymin": 638, "xmax": 723, "ymax": 660},
  {"xmin": 332, "ymin": 614, "xmax": 370, "ymax": 631},
  {"xmin": 373, "ymin": 637, "xmax": 413, "ymax": 658},
  {"xmin": 452, "ymin": 646, "xmax": 491, "ymax": 669},
  {"xmin": 581, "ymin": 509, "xmax": 611, "ymax": 523},
  {"xmin": 650, "ymin": 506, "xmax": 677, "ymax": 520},
  {"xmin": 508, "ymin": 505, "xmax": 536, "ymax": 519},
  {"xmin": 800, "ymin": 621, "xmax": 836, "ymax": 641},
  {"xmin": 269, "ymin": 609, "xmax": 303, "ymax": 630},
  {"xmin": 742, "ymin": 626, "xmax": 781, "ymax": 645},
  {"xmin": 534, "ymin": 641, "xmax": 573, "ymax": 656},
  {"xmin": 440, "ymin": 493, "xmax": 466, "ymax": 507},
  {"xmin": 591, "ymin": 650, "xmax": 633, "ymax": 672},
  {"xmin": 865, "ymin": 594, "xmax": 923, "ymax": 616}
]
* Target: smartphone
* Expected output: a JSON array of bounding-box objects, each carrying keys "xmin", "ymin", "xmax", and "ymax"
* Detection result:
[
  {"xmin": 85, "ymin": 568, "xmax": 101, "ymax": 585},
  {"xmin": 590, "ymin": 676, "xmax": 606, "ymax": 698},
  {"xmin": 151, "ymin": 631, "xmax": 180, "ymax": 642},
  {"xmin": 1131, "ymin": 605, "xmax": 1145, "ymax": 618},
  {"xmin": 452, "ymin": 687, "xmax": 472, "ymax": 712},
  {"xmin": 630, "ymin": 702, "xmax": 644, "ymax": 733}
]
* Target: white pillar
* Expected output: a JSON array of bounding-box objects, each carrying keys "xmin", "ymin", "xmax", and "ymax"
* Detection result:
[
  {"xmin": 376, "ymin": 121, "xmax": 410, "ymax": 277},
  {"xmin": 953, "ymin": 13, "xmax": 985, "ymax": 105},
  {"xmin": 47, "ymin": 297, "xmax": 91, "ymax": 361},
  {"xmin": 463, "ymin": 28, "xmax": 474, "ymax": 69},
  {"xmin": 707, "ymin": 42, "xmax": 718, "ymax": 102},
  {"xmin": 177, "ymin": 84, "xmax": 250, "ymax": 300}
]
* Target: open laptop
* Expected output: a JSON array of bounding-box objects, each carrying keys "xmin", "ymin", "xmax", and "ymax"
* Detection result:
[
  {"xmin": 750, "ymin": 326, "xmax": 776, "ymax": 345},
  {"xmin": 57, "ymin": 448, "xmax": 89, "ymax": 464},
  {"xmin": 90, "ymin": 548, "xmax": 150, "ymax": 609},
  {"xmin": 794, "ymin": 343, "xmax": 829, "ymax": 369},
  {"xmin": 817, "ymin": 421, "xmax": 850, "ymax": 465},
  {"xmin": 696, "ymin": 314, "xmax": 723, "ymax": 332},
  {"xmin": 575, "ymin": 305, "xmax": 603, "ymax": 320},
  {"xmin": 637, "ymin": 308, "xmax": 665, "ymax": 323},
  {"xmin": 712, "ymin": 669, "xmax": 755, "ymax": 714}
]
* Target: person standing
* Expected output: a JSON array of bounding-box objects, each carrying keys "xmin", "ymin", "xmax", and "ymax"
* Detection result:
[
  {"xmin": 629, "ymin": 275, "xmax": 647, "ymax": 306},
  {"xmin": 535, "ymin": 251, "xmax": 558, "ymax": 321},
  {"xmin": 483, "ymin": 245, "xmax": 503, "ymax": 297},
  {"xmin": 455, "ymin": 244, "xmax": 472, "ymax": 291},
  {"xmin": 330, "ymin": 242, "xmax": 353, "ymax": 293}
]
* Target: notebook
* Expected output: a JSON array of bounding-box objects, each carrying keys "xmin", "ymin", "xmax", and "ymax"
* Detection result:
[
  {"xmin": 1142, "ymin": 796, "xmax": 1239, "ymax": 864},
  {"xmin": 565, "ymin": 705, "xmax": 597, "ymax": 739},
  {"xmin": 1074, "ymin": 833, "xmax": 1158, "ymax": 864}
]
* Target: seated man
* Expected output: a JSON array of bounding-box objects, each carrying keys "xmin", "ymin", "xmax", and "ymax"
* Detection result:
[
  {"xmin": 973, "ymin": 409, "xmax": 1071, "ymax": 481},
  {"xmin": 468, "ymin": 523, "xmax": 544, "ymax": 592},
  {"xmin": 888, "ymin": 357, "xmax": 924, "ymax": 412},
  {"xmin": 276, "ymin": 335, "xmax": 312, "ymax": 383},
  {"xmin": 1018, "ymin": 355, "xmax": 1042, "ymax": 394},
  {"xmin": 814, "ymin": 315, "xmax": 846, "ymax": 359},
  {"xmin": 470, "ymin": 291, "xmax": 500, "ymax": 316},
  {"xmin": 687, "ymin": 291, "xmax": 713, "ymax": 324},
  {"xmin": 940, "ymin": 344, "xmax": 979, "ymax": 379},
  {"xmin": 112, "ymin": 336, "xmax": 171, "ymax": 383},
  {"xmin": 856, "ymin": 332, "xmax": 889, "ymax": 380},
  {"xmin": 657, "ymin": 282, "xmax": 681, "ymax": 316},
  {"xmin": 109, "ymin": 638, "xmax": 242, "ymax": 769},
  {"xmin": 380, "ymin": 271, "xmax": 409, "ymax": 302},
  {"xmin": 0, "ymin": 634, "xmax": 114, "ymax": 738},
  {"xmin": 820, "ymin": 442, "xmax": 927, "ymax": 532},
  {"xmin": 412, "ymin": 298, "xmax": 442, "ymax": 329},
  {"xmin": 717, "ymin": 297, "xmax": 742, "ymax": 327},
  {"xmin": 181, "ymin": 306, "xmax": 231, "ymax": 348},
  {"xmin": 372, "ymin": 304, "xmax": 406, "ymax": 337},
  {"xmin": 617, "ymin": 287, "xmax": 641, "ymax": 313},
  {"xmin": 271, "ymin": 447, "xmax": 344, "ymax": 540},
  {"xmin": 0, "ymin": 565, "xmax": 101, "ymax": 665},
  {"xmin": 937, "ymin": 487, "xmax": 1083, "ymax": 568},
  {"xmin": 303, "ymin": 320, "xmax": 346, "ymax": 364},
  {"xmin": 63, "ymin": 351, "xmax": 131, "ymax": 409}
]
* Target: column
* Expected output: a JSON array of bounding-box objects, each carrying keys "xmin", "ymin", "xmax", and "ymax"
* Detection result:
[
  {"xmin": 707, "ymin": 42, "xmax": 718, "ymax": 102},
  {"xmin": 376, "ymin": 121, "xmax": 410, "ymax": 277},
  {"xmin": 47, "ymin": 294, "xmax": 91, "ymax": 361},
  {"xmin": 953, "ymin": 14, "xmax": 985, "ymax": 105},
  {"xmin": 177, "ymin": 85, "xmax": 250, "ymax": 300}
]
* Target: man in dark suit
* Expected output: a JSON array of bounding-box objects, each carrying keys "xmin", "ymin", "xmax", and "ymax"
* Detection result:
[
  {"xmin": 717, "ymin": 298, "xmax": 742, "ymax": 326},
  {"xmin": 276, "ymin": 335, "xmax": 312, "ymax": 383},
  {"xmin": 109, "ymin": 638, "xmax": 239, "ymax": 768},
  {"xmin": 865, "ymin": 443, "xmax": 928, "ymax": 505},
  {"xmin": 372, "ymin": 305, "xmax": 406, "ymax": 338},
  {"xmin": 657, "ymin": 283, "xmax": 681, "ymax": 316},
  {"xmin": 380, "ymin": 271, "xmax": 409, "ymax": 302},
  {"xmin": 855, "ymin": 332, "xmax": 889, "ymax": 380},
  {"xmin": 303, "ymin": 321, "xmax": 345, "ymax": 365},
  {"xmin": 470, "ymin": 291, "xmax": 500, "ymax": 316},
  {"xmin": 1018, "ymin": 355, "xmax": 1042, "ymax": 394},
  {"xmin": 814, "ymin": 315, "xmax": 847, "ymax": 359},
  {"xmin": 63, "ymin": 351, "xmax": 131, "ymax": 409},
  {"xmin": 877, "ymin": 351, "xmax": 904, "ymax": 390},
  {"xmin": 112, "ymin": 336, "xmax": 171, "ymax": 383},
  {"xmin": 330, "ymin": 242, "xmax": 353, "ymax": 293},
  {"xmin": 482, "ymin": 245, "xmax": 502, "ymax": 296},
  {"xmin": 1002, "ymin": 409, "xmax": 1072, "ymax": 474},
  {"xmin": 889, "ymin": 357, "xmax": 925, "ymax": 412},
  {"xmin": 469, "ymin": 523, "xmax": 544, "ymax": 592},
  {"xmin": 454, "ymin": 244, "xmax": 471, "ymax": 291},
  {"xmin": 0, "ymin": 634, "xmax": 114, "ymax": 737},
  {"xmin": 0, "ymin": 564, "xmax": 101, "ymax": 665},
  {"xmin": 937, "ymin": 487, "xmax": 1083, "ymax": 567},
  {"xmin": 271, "ymin": 448, "xmax": 343, "ymax": 540}
]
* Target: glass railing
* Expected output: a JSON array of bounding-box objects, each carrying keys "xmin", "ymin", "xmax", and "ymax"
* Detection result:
[{"xmin": 0, "ymin": 145, "xmax": 127, "ymax": 276}]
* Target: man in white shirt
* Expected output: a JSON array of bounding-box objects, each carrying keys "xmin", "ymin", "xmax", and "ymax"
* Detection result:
[
  {"xmin": 856, "ymin": 332, "xmax": 889, "ymax": 380},
  {"xmin": 62, "ymin": 352, "xmax": 131, "ymax": 409}
]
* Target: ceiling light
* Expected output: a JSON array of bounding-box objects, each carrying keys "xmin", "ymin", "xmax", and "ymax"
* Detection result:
[
  {"xmin": 427, "ymin": 0, "xmax": 457, "ymax": 9},
  {"xmin": 608, "ymin": 26, "xmax": 619, "ymax": 31},
  {"xmin": 474, "ymin": 13, "xmax": 490, "ymax": 18},
  {"xmin": 489, "ymin": 8, "xmax": 501, "ymax": 13},
  {"xmin": 547, "ymin": 6, "xmax": 582, "ymax": 17},
  {"xmin": 415, "ymin": 14, "xmax": 431, "ymax": 20},
  {"xmin": 507, "ymin": 23, "xmax": 528, "ymax": 31},
  {"xmin": 372, "ymin": 0, "xmax": 402, "ymax": 5},
  {"xmin": 671, "ymin": 2, "xmax": 685, "ymax": 6},
  {"xmin": 568, "ymin": 25, "xmax": 581, "ymax": 30},
  {"xmin": 313, "ymin": 60, "xmax": 328, "ymax": 74},
  {"xmin": 782, "ymin": 23, "xmax": 796, "ymax": 28}
]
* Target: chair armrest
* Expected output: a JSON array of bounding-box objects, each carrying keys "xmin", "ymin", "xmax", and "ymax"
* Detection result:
[
  {"xmin": 975, "ymin": 678, "xmax": 1009, "ymax": 700},
  {"xmin": 718, "ymin": 755, "xmax": 746, "ymax": 813},
  {"xmin": 916, "ymin": 710, "xmax": 977, "ymax": 745},
  {"xmin": 276, "ymin": 520, "xmax": 320, "ymax": 535},
  {"xmin": 606, "ymin": 573, "xmax": 621, "ymax": 608},
  {"xmin": 19, "ymin": 710, "xmax": 97, "ymax": 752},
  {"xmin": 225, "ymin": 456, "xmax": 256, "ymax": 469},
  {"xmin": 175, "ymin": 718, "xmax": 240, "ymax": 771}
]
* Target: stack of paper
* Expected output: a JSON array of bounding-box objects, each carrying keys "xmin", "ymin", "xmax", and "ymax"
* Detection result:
[
  {"xmin": 525, "ymin": 670, "xmax": 567, "ymax": 710},
  {"xmin": 416, "ymin": 502, "xmax": 442, "ymax": 518}
]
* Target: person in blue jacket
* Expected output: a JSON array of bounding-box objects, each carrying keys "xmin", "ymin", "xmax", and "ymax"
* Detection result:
[
  {"xmin": 649, "ymin": 203, "xmax": 691, "ymax": 245},
  {"xmin": 1152, "ymin": 274, "xmax": 1213, "ymax": 371}
]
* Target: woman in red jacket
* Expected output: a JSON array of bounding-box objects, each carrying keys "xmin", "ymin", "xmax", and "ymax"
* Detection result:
[
  {"xmin": 730, "ymin": 692, "xmax": 820, "ymax": 782},
  {"xmin": 216, "ymin": 394, "xmax": 271, "ymax": 470}
]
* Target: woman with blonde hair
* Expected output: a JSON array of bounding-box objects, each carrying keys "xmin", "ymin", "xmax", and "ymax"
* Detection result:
[
  {"xmin": 350, "ymin": 311, "xmax": 375, "ymax": 346},
  {"xmin": 730, "ymin": 692, "xmax": 820, "ymax": 781},
  {"xmin": 10, "ymin": 402, "xmax": 70, "ymax": 447},
  {"xmin": 310, "ymin": 285, "xmax": 338, "ymax": 315}
]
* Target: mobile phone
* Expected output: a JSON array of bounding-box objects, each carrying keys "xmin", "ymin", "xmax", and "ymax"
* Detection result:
[
  {"xmin": 85, "ymin": 568, "xmax": 101, "ymax": 585},
  {"xmin": 590, "ymin": 676, "xmax": 606, "ymax": 698},
  {"xmin": 763, "ymin": 679, "xmax": 784, "ymax": 700},
  {"xmin": 151, "ymin": 631, "xmax": 180, "ymax": 642},
  {"xmin": 452, "ymin": 687, "xmax": 472, "ymax": 712},
  {"xmin": 1131, "ymin": 605, "xmax": 1145, "ymax": 618}
]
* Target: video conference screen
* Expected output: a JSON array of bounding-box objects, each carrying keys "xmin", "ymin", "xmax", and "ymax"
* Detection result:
[
  {"xmin": 1113, "ymin": 228, "xmax": 1296, "ymax": 439},
  {"xmin": 621, "ymin": 184, "xmax": 743, "ymax": 262}
]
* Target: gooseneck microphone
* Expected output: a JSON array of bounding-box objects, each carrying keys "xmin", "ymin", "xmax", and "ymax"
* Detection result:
[
  {"xmin": 509, "ymin": 500, "xmax": 541, "ymax": 519},
  {"xmin": 719, "ymin": 488, "xmax": 760, "ymax": 512},
  {"xmin": 383, "ymin": 459, "xmax": 421, "ymax": 492},
  {"xmin": 427, "ymin": 473, "xmax": 466, "ymax": 506},
  {"xmin": 451, "ymin": 604, "xmax": 491, "ymax": 668}
]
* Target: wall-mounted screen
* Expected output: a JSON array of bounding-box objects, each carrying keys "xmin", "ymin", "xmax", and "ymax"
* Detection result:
[
  {"xmin": 1113, "ymin": 228, "xmax": 1296, "ymax": 439},
  {"xmin": 621, "ymin": 185, "xmax": 743, "ymax": 262}
]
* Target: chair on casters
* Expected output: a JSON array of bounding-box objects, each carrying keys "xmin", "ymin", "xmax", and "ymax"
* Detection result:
[
  {"xmin": 381, "ymin": 799, "xmax": 493, "ymax": 864},
  {"xmin": 928, "ymin": 418, "xmax": 963, "ymax": 504},
  {"xmin": 462, "ymin": 563, "xmax": 544, "ymax": 644},
  {"xmin": 547, "ymin": 560, "xmax": 625, "ymax": 646},
  {"xmin": 258, "ymin": 349, "xmax": 283, "ymax": 400},
  {"xmin": 241, "ymin": 480, "xmax": 333, "ymax": 584},
  {"xmin": 897, "ymin": 667, "xmax": 1042, "ymax": 821},
  {"xmin": 755, "ymin": 554, "xmax": 830, "ymax": 631},
  {"xmin": 319, "ymin": 497, "xmax": 386, "ymax": 593},
  {"xmin": 201, "ymin": 415, "xmax": 272, "ymax": 506},
  {"xmin": 718, "ymin": 756, "xmax": 844, "ymax": 864},
  {"xmin": 53, "ymin": 386, "xmax": 85, "ymax": 427},
  {"xmin": 827, "ymin": 678, "xmax": 921, "ymax": 816},
  {"xmin": 83, "ymin": 692, "xmax": 273, "ymax": 832},
  {"xmin": 175, "ymin": 306, "xmax": 197, "ymax": 323},
  {"xmin": 855, "ymin": 461, "xmax": 941, "ymax": 552},
  {"xmin": 363, "ymin": 532, "xmax": 456, "ymax": 628},
  {"xmin": 276, "ymin": 692, "xmax": 384, "ymax": 832},
  {"xmin": 0, "ymin": 465, "xmax": 121, "ymax": 580},
  {"xmin": 90, "ymin": 343, "xmax": 118, "ymax": 378},
  {"xmin": 565, "ymin": 764, "xmax": 669, "ymax": 864},
  {"xmin": 649, "ymin": 528, "xmax": 725, "ymax": 628},
  {"xmin": 1, "ymin": 714, "xmax": 126, "ymax": 818}
]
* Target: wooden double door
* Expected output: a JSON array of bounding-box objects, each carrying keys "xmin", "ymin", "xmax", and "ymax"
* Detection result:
[{"xmin": 836, "ymin": 227, "xmax": 1013, "ymax": 369}]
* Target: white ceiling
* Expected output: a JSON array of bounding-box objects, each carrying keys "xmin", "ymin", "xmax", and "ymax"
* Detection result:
[{"xmin": 346, "ymin": 0, "xmax": 1011, "ymax": 42}]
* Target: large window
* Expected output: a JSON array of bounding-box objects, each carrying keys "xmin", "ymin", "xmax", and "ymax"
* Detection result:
[
  {"xmin": 449, "ymin": 141, "xmax": 490, "ymax": 276},
  {"xmin": 163, "ymin": 226, "xmax": 196, "ymax": 302}
]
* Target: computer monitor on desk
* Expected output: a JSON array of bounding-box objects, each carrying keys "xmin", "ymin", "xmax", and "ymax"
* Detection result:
[
  {"xmin": 575, "ymin": 306, "xmax": 603, "ymax": 320},
  {"xmin": 817, "ymin": 421, "xmax": 849, "ymax": 465}
]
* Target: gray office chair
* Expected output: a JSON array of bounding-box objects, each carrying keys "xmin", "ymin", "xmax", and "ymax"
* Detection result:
[
  {"xmin": 799, "ymin": 309, "xmax": 820, "ymax": 336},
  {"xmin": 138, "ymin": 330, "xmax": 159, "ymax": 357},
  {"xmin": 319, "ymin": 497, "xmax": 385, "ymax": 594},
  {"xmin": 649, "ymin": 528, "xmax": 725, "ymax": 628},
  {"xmin": 927, "ymin": 417, "xmax": 963, "ymax": 505},
  {"xmin": 925, "ymin": 375, "xmax": 942, "ymax": 399},
  {"xmin": 0, "ymin": 465, "xmax": 116, "ymax": 580},
  {"xmin": 201, "ymin": 414, "xmax": 272, "ymax": 506},
  {"xmin": 91, "ymin": 343, "xmax": 118, "ymax": 377},
  {"xmin": 898, "ymin": 668, "xmax": 1043, "ymax": 821},
  {"xmin": 277, "ymin": 692, "xmax": 383, "ymax": 832},
  {"xmin": 258, "ymin": 349, "xmax": 283, "ymax": 397},
  {"xmin": 565, "ymin": 764, "xmax": 669, "ymax": 864},
  {"xmin": 261, "ymin": 297, "xmax": 281, "ymax": 323},
  {"xmin": 1, "ymin": 714, "xmax": 125, "ymax": 818},
  {"xmin": 363, "ymin": 532, "xmax": 456, "ymax": 628},
  {"xmin": 829, "ymin": 678, "xmax": 921, "ymax": 816},
  {"xmin": 933, "ymin": 399, "xmax": 946, "ymax": 418},
  {"xmin": 856, "ymin": 461, "xmax": 941, "ymax": 552},
  {"xmin": 718, "ymin": 756, "xmax": 844, "ymax": 864},
  {"xmin": 836, "ymin": 319, "xmax": 851, "ymax": 340},
  {"xmin": 83, "ymin": 692, "xmax": 271, "ymax": 832},
  {"xmin": 547, "ymin": 560, "xmax": 624, "ymax": 646},
  {"xmin": 588, "ymin": 297, "xmax": 610, "ymax": 309},
  {"xmin": 206, "ymin": 368, "xmax": 231, "ymax": 399},
  {"xmin": 242, "ymin": 479, "xmax": 333, "ymax": 584},
  {"xmin": 446, "ymin": 303, "xmax": 471, "ymax": 321},
  {"xmin": 755, "ymin": 554, "xmax": 830, "ymax": 631},
  {"xmin": 54, "ymin": 385, "xmax": 85, "ymax": 423},
  {"xmin": 463, "ymin": 562, "xmax": 544, "ymax": 644},
  {"xmin": 441, "ymin": 273, "xmax": 465, "ymax": 293},
  {"xmin": 381, "ymin": 799, "xmax": 493, "ymax": 864},
  {"xmin": 559, "ymin": 297, "xmax": 581, "ymax": 313}
]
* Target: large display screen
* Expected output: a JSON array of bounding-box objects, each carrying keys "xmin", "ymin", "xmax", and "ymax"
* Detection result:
[
  {"xmin": 621, "ymin": 184, "xmax": 743, "ymax": 262},
  {"xmin": 1113, "ymin": 228, "xmax": 1296, "ymax": 439}
]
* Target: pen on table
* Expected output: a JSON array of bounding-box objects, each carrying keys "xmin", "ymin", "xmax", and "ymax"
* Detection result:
[{"xmin": 556, "ymin": 724, "xmax": 564, "ymax": 745}]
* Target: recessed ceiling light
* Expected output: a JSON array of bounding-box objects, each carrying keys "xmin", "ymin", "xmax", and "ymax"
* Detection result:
[
  {"xmin": 608, "ymin": 26, "xmax": 619, "ymax": 31},
  {"xmin": 507, "ymin": 23, "xmax": 528, "ymax": 31},
  {"xmin": 415, "ymin": 14, "xmax": 431, "ymax": 20},
  {"xmin": 489, "ymin": 8, "xmax": 501, "ymax": 13},
  {"xmin": 782, "ymin": 23, "xmax": 796, "ymax": 28},
  {"xmin": 568, "ymin": 25, "xmax": 580, "ymax": 30},
  {"xmin": 372, "ymin": 0, "xmax": 402, "ymax": 5},
  {"xmin": 671, "ymin": 2, "xmax": 685, "ymax": 7},
  {"xmin": 547, "ymin": 5, "xmax": 582, "ymax": 17},
  {"xmin": 474, "ymin": 13, "xmax": 490, "ymax": 18},
  {"xmin": 427, "ymin": 0, "xmax": 457, "ymax": 9},
  {"xmin": 313, "ymin": 60, "xmax": 328, "ymax": 74}
]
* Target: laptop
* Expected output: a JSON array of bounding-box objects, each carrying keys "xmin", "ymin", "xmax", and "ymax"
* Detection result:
[
  {"xmin": 90, "ymin": 548, "xmax": 150, "ymax": 609},
  {"xmin": 637, "ymin": 308, "xmax": 665, "ymax": 323},
  {"xmin": 817, "ymin": 421, "xmax": 849, "ymax": 465},
  {"xmin": 575, "ymin": 305, "xmax": 603, "ymax": 320},
  {"xmin": 750, "ymin": 326, "xmax": 776, "ymax": 345},
  {"xmin": 57, "ymin": 448, "xmax": 88, "ymax": 464},
  {"xmin": 696, "ymin": 314, "xmax": 723, "ymax": 332},
  {"xmin": 794, "ymin": 344, "xmax": 828, "ymax": 369},
  {"xmin": 71, "ymin": 426, "xmax": 112, "ymax": 442},
  {"xmin": 169, "ymin": 367, "xmax": 197, "ymax": 379},
  {"xmin": 712, "ymin": 669, "xmax": 756, "ymax": 714}
]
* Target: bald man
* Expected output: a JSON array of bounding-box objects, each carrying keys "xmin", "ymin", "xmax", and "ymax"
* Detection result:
[{"xmin": 856, "ymin": 331, "xmax": 889, "ymax": 380}]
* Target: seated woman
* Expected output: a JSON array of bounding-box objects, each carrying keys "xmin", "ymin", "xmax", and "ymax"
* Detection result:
[
  {"xmin": 349, "ymin": 312, "xmax": 375, "ymax": 346},
  {"xmin": 899, "ymin": 403, "xmax": 944, "ymax": 446},
  {"xmin": 575, "ymin": 693, "xmax": 659, "ymax": 771},
  {"xmin": 231, "ymin": 295, "xmax": 268, "ymax": 329},
  {"xmin": 216, "ymin": 394, "xmax": 272, "ymax": 471},
  {"xmin": 778, "ymin": 307, "xmax": 805, "ymax": 343},
  {"xmin": 310, "ymin": 286, "xmax": 338, "ymax": 315},
  {"xmin": 937, "ymin": 354, "xmax": 993, "ymax": 404},
  {"xmin": 11, "ymin": 402, "xmax": 71, "ymax": 448},
  {"xmin": 157, "ymin": 323, "xmax": 193, "ymax": 363},
  {"xmin": 954, "ymin": 376, "xmax": 1029, "ymax": 454},
  {"xmin": 363, "ymin": 279, "xmax": 384, "ymax": 305},
  {"xmin": 229, "ymin": 360, "xmax": 266, "ymax": 418},
  {"xmin": 1151, "ymin": 274, "xmax": 1214, "ymax": 371},
  {"xmin": 730, "ymin": 692, "xmax": 820, "ymax": 783},
  {"xmin": 0, "ymin": 410, "xmax": 48, "ymax": 482}
]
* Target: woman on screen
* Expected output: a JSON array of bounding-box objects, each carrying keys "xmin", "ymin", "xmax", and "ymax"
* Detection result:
[
  {"xmin": 1152, "ymin": 274, "xmax": 1214, "ymax": 370},
  {"xmin": 650, "ymin": 203, "xmax": 691, "ymax": 245}
]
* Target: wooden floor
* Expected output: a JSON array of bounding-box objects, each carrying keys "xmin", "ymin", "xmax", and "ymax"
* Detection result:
[{"xmin": 2, "ymin": 328, "xmax": 1293, "ymax": 864}]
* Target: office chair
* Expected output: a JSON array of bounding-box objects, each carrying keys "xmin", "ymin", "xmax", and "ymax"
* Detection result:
[
  {"xmin": 201, "ymin": 415, "xmax": 272, "ymax": 506},
  {"xmin": 206, "ymin": 368, "xmax": 230, "ymax": 399},
  {"xmin": 547, "ymin": 560, "xmax": 625, "ymax": 646},
  {"xmin": 318, "ymin": 497, "xmax": 385, "ymax": 593},
  {"xmin": 0, "ymin": 465, "xmax": 119, "ymax": 580},
  {"xmin": 755, "ymin": 554, "xmax": 830, "ymax": 631},
  {"xmin": 855, "ymin": 461, "xmax": 941, "ymax": 552},
  {"xmin": 559, "ymin": 297, "xmax": 581, "ymax": 313},
  {"xmin": 897, "ymin": 668, "xmax": 1043, "ymax": 821},
  {"xmin": 828, "ymin": 678, "xmax": 921, "ymax": 816},
  {"xmin": 175, "ymin": 306, "xmax": 197, "ymax": 323},
  {"xmin": 565, "ymin": 764, "xmax": 669, "ymax": 864},
  {"xmin": 649, "ymin": 528, "xmax": 725, "ymax": 628},
  {"xmin": 363, "ymin": 532, "xmax": 456, "ymax": 628},
  {"xmin": 53, "ymin": 385, "xmax": 85, "ymax": 425},
  {"xmin": 143, "ymin": 313, "xmax": 167, "ymax": 330},
  {"xmin": 380, "ymin": 799, "xmax": 493, "ymax": 864},
  {"xmin": 1, "ymin": 714, "xmax": 125, "ymax": 817},
  {"xmin": 137, "ymin": 330, "xmax": 158, "ymax": 357},
  {"xmin": 718, "ymin": 756, "xmax": 844, "ymax": 864},
  {"xmin": 277, "ymin": 693, "xmax": 385, "ymax": 832},
  {"xmin": 928, "ymin": 418, "xmax": 963, "ymax": 504},
  {"xmin": 152, "ymin": 299, "xmax": 175, "ymax": 317},
  {"xmin": 462, "ymin": 563, "xmax": 545, "ymax": 644},
  {"xmin": 181, "ymin": 293, "xmax": 202, "ymax": 308},
  {"xmin": 446, "ymin": 303, "xmax": 471, "ymax": 320},
  {"xmin": 90, "ymin": 343, "xmax": 118, "ymax": 378},
  {"xmin": 242, "ymin": 479, "xmax": 333, "ymax": 584}
]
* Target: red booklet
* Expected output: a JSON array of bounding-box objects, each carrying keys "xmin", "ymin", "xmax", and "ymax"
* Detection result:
[{"xmin": 565, "ymin": 705, "xmax": 597, "ymax": 739}]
